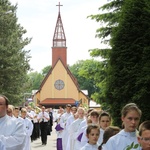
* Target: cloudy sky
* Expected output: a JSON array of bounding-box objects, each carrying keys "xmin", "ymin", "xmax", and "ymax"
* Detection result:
[{"xmin": 10, "ymin": 0, "xmax": 108, "ymax": 72}]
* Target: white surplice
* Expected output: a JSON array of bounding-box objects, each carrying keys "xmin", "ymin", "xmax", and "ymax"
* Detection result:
[
  {"xmin": 69, "ymin": 118, "xmax": 85, "ymax": 150},
  {"xmin": 59, "ymin": 112, "xmax": 72, "ymax": 150},
  {"xmin": 80, "ymin": 143, "xmax": 98, "ymax": 150},
  {"xmin": 80, "ymin": 125, "xmax": 88, "ymax": 148},
  {"xmin": 0, "ymin": 115, "xmax": 25, "ymax": 150},
  {"xmin": 66, "ymin": 114, "xmax": 76, "ymax": 150},
  {"xmin": 104, "ymin": 129, "xmax": 141, "ymax": 150},
  {"xmin": 22, "ymin": 117, "xmax": 33, "ymax": 150}
]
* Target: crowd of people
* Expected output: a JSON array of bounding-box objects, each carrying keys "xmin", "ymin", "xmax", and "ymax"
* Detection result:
[
  {"xmin": 0, "ymin": 94, "xmax": 53, "ymax": 150},
  {"xmin": 0, "ymin": 94, "xmax": 150, "ymax": 150},
  {"xmin": 55, "ymin": 103, "xmax": 150, "ymax": 150}
]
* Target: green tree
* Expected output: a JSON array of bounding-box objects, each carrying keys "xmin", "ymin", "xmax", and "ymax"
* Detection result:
[
  {"xmin": 0, "ymin": 0, "xmax": 31, "ymax": 105},
  {"xmin": 41, "ymin": 65, "xmax": 51, "ymax": 76},
  {"xmin": 106, "ymin": 0, "xmax": 150, "ymax": 126},
  {"xmin": 88, "ymin": 0, "xmax": 123, "ymax": 59},
  {"xmin": 26, "ymin": 65, "xmax": 51, "ymax": 93},
  {"xmin": 69, "ymin": 59, "xmax": 103, "ymax": 100},
  {"xmin": 87, "ymin": 0, "xmax": 124, "ymax": 108},
  {"xmin": 69, "ymin": 60, "xmax": 95, "ymax": 98},
  {"xmin": 27, "ymin": 72, "xmax": 43, "ymax": 90}
]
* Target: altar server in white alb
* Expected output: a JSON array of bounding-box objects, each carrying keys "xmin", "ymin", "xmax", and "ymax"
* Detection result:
[
  {"xmin": 80, "ymin": 124, "xmax": 100, "ymax": 150},
  {"xmin": 79, "ymin": 110, "xmax": 99, "ymax": 148},
  {"xmin": 0, "ymin": 139, "xmax": 6, "ymax": 150},
  {"xmin": 66, "ymin": 106, "xmax": 78, "ymax": 150},
  {"xmin": 104, "ymin": 103, "xmax": 142, "ymax": 150},
  {"xmin": 59, "ymin": 104, "xmax": 72, "ymax": 150},
  {"xmin": 69, "ymin": 107, "xmax": 85, "ymax": 150},
  {"xmin": 0, "ymin": 95, "xmax": 25, "ymax": 150},
  {"xmin": 20, "ymin": 108, "xmax": 33, "ymax": 150}
]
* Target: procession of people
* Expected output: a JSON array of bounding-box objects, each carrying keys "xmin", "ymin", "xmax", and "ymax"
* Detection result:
[{"xmin": 0, "ymin": 94, "xmax": 150, "ymax": 150}]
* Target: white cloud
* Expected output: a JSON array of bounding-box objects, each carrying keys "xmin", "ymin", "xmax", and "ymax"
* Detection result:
[{"xmin": 10, "ymin": 0, "xmax": 107, "ymax": 72}]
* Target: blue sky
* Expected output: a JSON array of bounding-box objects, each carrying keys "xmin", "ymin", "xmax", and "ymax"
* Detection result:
[{"xmin": 10, "ymin": 0, "xmax": 108, "ymax": 72}]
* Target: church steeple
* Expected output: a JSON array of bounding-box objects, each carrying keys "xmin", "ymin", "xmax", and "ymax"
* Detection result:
[
  {"xmin": 53, "ymin": 2, "xmax": 66, "ymax": 47},
  {"xmin": 52, "ymin": 2, "xmax": 67, "ymax": 67}
]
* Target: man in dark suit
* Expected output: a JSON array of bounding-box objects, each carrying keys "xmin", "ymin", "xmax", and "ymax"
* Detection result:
[{"xmin": 37, "ymin": 106, "xmax": 50, "ymax": 145}]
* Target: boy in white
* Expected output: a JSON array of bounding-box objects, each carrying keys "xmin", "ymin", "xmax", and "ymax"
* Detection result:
[
  {"xmin": 20, "ymin": 108, "xmax": 33, "ymax": 150},
  {"xmin": 69, "ymin": 107, "xmax": 85, "ymax": 150},
  {"xmin": 59, "ymin": 104, "xmax": 72, "ymax": 150},
  {"xmin": 66, "ymin": 106, "xmax": 78, "ymax": 150},
  {"xmin": 80, "ymin": 110, "xmax": 99, "ymax": 148}
]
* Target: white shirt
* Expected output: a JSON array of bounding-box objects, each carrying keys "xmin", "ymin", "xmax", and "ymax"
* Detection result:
[
  {"xmin": 105, "ymin": 129, "xmax": 141, "ymax": 150},
  {"xmin": 80, "ymin": 143, "xmax": 98, "ymax": 150},
  {"xmin": 38, "ymin": 111, "xmax": 49, "ymax": 122},
  {"xmin": 0, "ymin": 115, "xmax": 25, "ymax": 150}
]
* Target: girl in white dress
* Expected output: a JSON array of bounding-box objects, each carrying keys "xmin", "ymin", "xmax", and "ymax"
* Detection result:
[
  {"xmin": 80, "ymin": 124, "xmax": 100, "ymax": 150},
  {"xmin": 104, "ymin": 103, "xmax": 142, "ymax": 150}
]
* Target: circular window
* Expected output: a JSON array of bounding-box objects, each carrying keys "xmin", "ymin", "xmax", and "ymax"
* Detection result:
[{"xmin": 54, "ymin": 79, "xmax": 65, "ymax": 90}]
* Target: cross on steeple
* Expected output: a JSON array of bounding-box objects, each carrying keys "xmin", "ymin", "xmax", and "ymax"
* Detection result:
[
  {"xmin": 52, "ymin": 1, "xmax": 66, "ymax": 66},
  {"xmin": 56, "ymin": 2, "xmax": 63, "ymax": 13}
]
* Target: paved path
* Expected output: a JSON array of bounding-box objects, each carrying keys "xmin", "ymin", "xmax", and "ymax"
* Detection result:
[{"xmin": 31, "ymin": 126, "xmax": 57, "ymax": 150}]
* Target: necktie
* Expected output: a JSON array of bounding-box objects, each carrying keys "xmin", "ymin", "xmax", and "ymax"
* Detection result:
[{"xmin": 42, "ymin": 112, "xmax": 44, "ymax": 122}]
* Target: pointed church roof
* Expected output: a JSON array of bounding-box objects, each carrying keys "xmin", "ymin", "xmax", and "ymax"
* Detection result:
[
  {"xmin": 38, "ymin": 59, "xmax": 80, "ymax": 91},
  {"xmin": 53, "ymin": 2, "xmax": 66, "ymax": 47}
]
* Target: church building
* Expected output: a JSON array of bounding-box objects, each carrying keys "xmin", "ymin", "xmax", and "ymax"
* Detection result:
[{"xmin": 33, "ymin": 3, "xmax": 89, "ymax": 108}]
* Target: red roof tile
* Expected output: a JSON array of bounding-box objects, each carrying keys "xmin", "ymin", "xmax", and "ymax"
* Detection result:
[{"xmin": 40, "ymin": 98, "xmax": 75, "ymax": 105}]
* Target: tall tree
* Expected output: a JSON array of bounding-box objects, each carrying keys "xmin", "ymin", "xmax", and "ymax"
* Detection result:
[
  {"xmin": 87, "ymin": 0, "xmax": 124, "ymax": 107},
  {"xmin": 106, "ymin": 0, "xmax": 150, "ymax": 126},
  {"xmin": 41, "ymin": 65, "xmax": 51, "ymax": 76},
  {"xmin": 27, "ymin": 72, "xmax": 43, "ymax": 91},
  {"xmin": 69, "ymin": 60, "xmax": 95, "ymax": 98},
  {"xmin": 26, "ymin": 65, "xmax": 51, "ymax": 94},
  {"xmin": 69, "ymin": 59, "xmax": 103, "ymax": 99},
  {"xmin": 88, "ymin": 0, "xmax": 123, "ymax": 58},
  {"xmin": 0, "ymin": 0, "xmax": 31, "ymax": 105}
]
